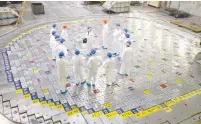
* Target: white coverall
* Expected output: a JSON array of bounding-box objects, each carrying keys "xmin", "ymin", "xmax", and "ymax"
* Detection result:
[
  {"xmin": 56, "ymin": 58, "xmax": 68, "ymax": 90},
  {"xmin": 112, "ymin": 28, "xmax": 122, "ymax": 53},
  {"xmin": 50, "ymin": 34, "xmax": 55, "ymax": 48},
  {"xmin": 72, "ymin": 55, "xmax": 84, "ymax": 84},
  {"xmin": 61, "ymin": 29, "xmax": 68, "ymax": 42},
  {"xmin": 102, "ymin": 24, "xmax": 110, "ymax": 48},
  {"xmin": 119, "ymin": 46, "xmax": 135, "ymax": 76},
  {"xmin": 119, "ymin": 33, "xmax": 126, "ymax": 56},
  {"xmin": 54, "ymin": 44, "xmax": 68, "ymax": 59},
  {"xmin": 85, "ymin": 31, "xmax": 95, "ymax": 51},
  {"xmin": 49, "ymin": 28, "xmax": 56, "ymax": 46},
  {"xmin": 50, "ymin": 28, "xmax": 55, "ymax": 40},
  {"xmin": 87, "ymin": 55, "xmax": 102, "ymax": 85},
  {"xmin": 52, "ymin": 40, "xmax": 59, "ymax": 59},
  {"xmin": 61, "ymin": 29, "xmax": 70, "ymax": 49},
  {"xmin": 103, "ymin": 58, "xmax": 116, "ymax": 85}
]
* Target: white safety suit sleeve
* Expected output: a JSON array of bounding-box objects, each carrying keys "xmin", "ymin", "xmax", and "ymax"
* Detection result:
[
  {"xmin": 61, "ymin": 30, "xmax": 64, "ymax": 37},
  {"xmin": 87, "ymin": 58, "xmax": 92, "ymax": 69},
  {"xmin": 103, "ymin": 60, "xmax": 108, "ymax": 69},
  {"xmin": 71, "ymin": 57, "xmax": 75, "ymax": 65},
  {"xmin": 112, "ymin": 58, "xmax": 116, "ymax": 68},
  {"xmin": 53, "ymin": 45, "xmax": 59, "ymax": 57},
  {"xmin": 113, "ymin": 30, "xmax": 116, "ymax": 36},
  {"xmin": 98, "ymin": 56, "xmax": 103, "ymax": 66},
  {"xmin": 62, "ymin": 59, "xmax": 69, "ymax": 67},
  {"xmin": 65, "ymin": 60, "xmax": 69, "ymax": 66},
  {"xmin": 121, "ymin": 49, "xmax": 126, "ymax": 59},
  {"xmin": 104, "ymin": 25, "xmax": 109, "ymax": 34},
  {"xmin": 119, "ymin": 35, "xmax": 123, "ymax": 41},
  {"xmin": 80, "ymin": 57, "xmax": 85, "ymax": 66},
  {"xmin": 64, "ymin": 47, "xmax": 68, "ymax": 56},
  {"xmin": 68, "ymin": 58, "xmax": 72, "ymax": 65},
  {"xmin": 107, "ymin": 27, "xmax": 110, "ymax": 34}
]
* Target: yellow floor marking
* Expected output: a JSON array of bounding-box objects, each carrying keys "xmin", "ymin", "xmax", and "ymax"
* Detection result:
[
  {"xmin": 40, "ymin": 101, "xmax": 46, "ymax": 106},
  {"xmin": 33, "ymin": 68, "xmax": 39, "ymax": 73},
  {"xmin": 16, "ymin": 89, "xmax": 22, "ymax": 94},
  {"xmin": 144, "ymin": 89, "xmax": 150, "ymax": 95},
  {"xmin": 24, "ymin": 94, "xmax": 31, "ymax": 99},
  {"xmin": 164, "ymin": 107, "xmax": 172, "ymax": 112},
  {"xmin": 104, "ymin": 102, "xmax": 111, "ymax": 108},
  {"xmin": 176, "ymin": 79, "xmax": 182, "ymax": 83},
  {"xmin": 32, "ymin": 99, "xmax": 39, "ymax": 104},
  {"xmin": 164, "ymin": 100, "xmax": 176, "ymax": 107},
  {"xmin": 106, "ymin": 111, "xmax": 118, "ymax": 119},
  {"xmin": 91, "ymin": 111, "xmax": 104, "ymax": 118},
  {"xmin": 147, "ymin": 74, "xmax": 152, "ymax": 78},
  {"xmin": 42, "ymin": 89, "xmax": 49, "ymax": 94},
  {"xmin": 56, "ymin": 104, "xmax": 63, "ymax": 110},
  {"xmin": 149, "ymin": 61, "xmax": 154, "ymax": 65},
  {"xmin": 120, "ymin": 111, "xmax": 133, "ymax": 119},
  {"xmin": 66, "ymin": 108, "xmax": 80, "ymax": 116},
  {"xmin": 48, "ymin": 102, "xmax": 55, "ymax": 108}
]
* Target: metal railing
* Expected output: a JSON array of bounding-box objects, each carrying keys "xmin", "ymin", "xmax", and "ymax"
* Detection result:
[{"xmin": 16, "ymin": 1, "xmax": 26, "ymax": 25}]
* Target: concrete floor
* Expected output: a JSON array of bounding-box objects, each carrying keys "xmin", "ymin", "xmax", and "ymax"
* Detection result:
[{"xmin": 1, "ymin": 2, "xmax": 201, "ymax": 124}]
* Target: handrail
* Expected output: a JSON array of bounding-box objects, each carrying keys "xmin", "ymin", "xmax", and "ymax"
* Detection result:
[{"xmin": 16, "ymin": 1, "xmax": 26, "ymax": 25}]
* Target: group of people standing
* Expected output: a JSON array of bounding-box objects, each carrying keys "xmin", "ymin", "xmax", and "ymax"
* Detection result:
[{"xmin": 49, "ymin": 19, "xmax": 135, "ymax": 94}]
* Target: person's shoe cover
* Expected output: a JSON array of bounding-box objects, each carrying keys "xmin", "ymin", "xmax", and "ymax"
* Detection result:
[
  {"xmin": 81, "ymin": 80, "xmax": 86, "ymax": 85},
  {"xmin": 87, "ymin": 83, "xmax": 91, "ymax": 87}
]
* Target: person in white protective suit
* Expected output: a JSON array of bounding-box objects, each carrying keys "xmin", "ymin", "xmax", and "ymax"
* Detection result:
[
  {"xmin": 102, "ymin": 19, "xmax": 110, "ymax": 49},
  {"xmin": 103, "ymin": 52, "xmax": 116, "ymax": 86},
  {"xmin": 119, "ymin": 41, "xmax": 135, "ymax": 78},
  {"xmin": 61, "ymin": 25, "xmax": 68, "ymax": 41},
  {"xmin": 86, "ymin": 49, "xmax": 102, "ymax": 87},
  {"xmin": 56, "ymin": 51, "xmax": 68, "ymax": 94},
  {"xmin": 119, "ymin": 28, "xmax": 129, "ymax": 57},
  {"xmin": 54, "ymin": 38, "xmax": 68, "ymax": 59},
  {"xmin": 112, "ymin": 23, "xmax": 122, "ymax": 55},
  {"xmin": 61, "ymin": 25, "xmax": 69, "ymax": 50},
  {"xmin": 50, "ymin": 30, "xmax": 56, "ymax": 48},
  {"xmin": 52, "ymin": 34, "xmax": 60, "ymax": 61},
  {"xmin": 118, "ymin": 33, "xmax": 131, "ymax": 60},
  {"xmin": 50, "ymin": 23, "xmax": 57, "ymax": 40},
  {"xmin": 72, "ymin": 49, "xmax": 86, "ymax": 86},
  {"xmin": 86, "ymin": 27, "xmax": 96, "ymax": 56}
]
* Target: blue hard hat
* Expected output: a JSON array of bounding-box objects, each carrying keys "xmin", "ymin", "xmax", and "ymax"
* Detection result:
[
  {"xmin": 60, "ymin": 38, "xmax": 65, "ymax": 43},
  {"xmin": 59, "ymin": 51, "xmax": 64, "ymax": 57},
  {"xmin": 90, "ymin": 49, "xmax": 96, "ymax": 55},
  {"xmin": 126, "ymin": 41, "xmax": 131, "ymax": 46},
  {"xmin": 52, "ymin": 31, "xmax": 56, "ymax": 35},
  {"xmin": 125, "ymin": 33, "xmax": 130, "ymax": 38},
  {"xmin": 116, "ymin": 23, "xmax": 120, "ymax": 27},
  {"xmin": 75, "ymin": 49, "xmax": 80, "ymax": 55},
  {"xmin": 107, "ymin": 52, "xmax": 112, "ymax": 58},
  {"xmin": 55, "ymin": 34, "xmax": 60, "ymax": 39},
  {"xmin": 52, "ymin": 23, "xmax": 57, "ymax": 28},
  {"xmin": 87, "ymin": 27, "xmax": 92, "ymax": 30},
  {"xmin": 124, "ymin": 28, "xmax": 128, "ymax": 33}
]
